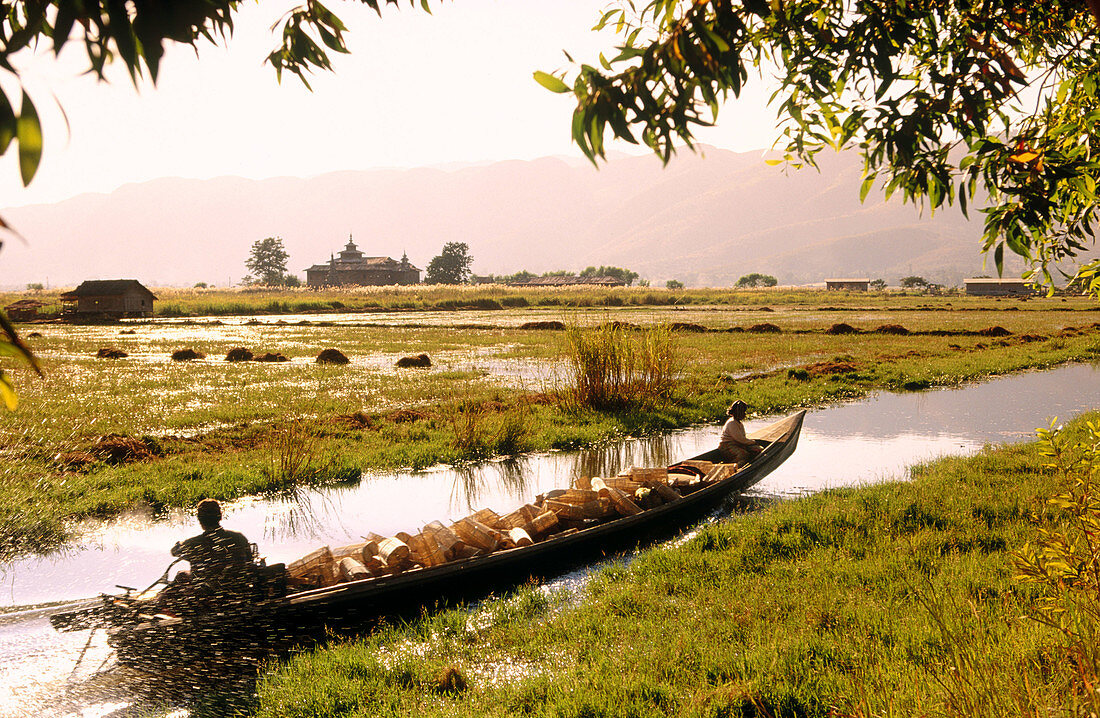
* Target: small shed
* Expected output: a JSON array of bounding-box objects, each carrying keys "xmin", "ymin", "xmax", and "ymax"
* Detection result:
[
  {"xmin": 825, "ymin": 278, "xmax": 870, "ymax": 291},
  {"xmin": 60, "ymin": 280, "xmax": 157, "ymax": 317},
  {"xmin": 4, "ymin": 299, "xmax": 45, "ymax": 321},
  {"xmin": 964, "ymin": 278, "xmax": 1034, "ymax": 297}
]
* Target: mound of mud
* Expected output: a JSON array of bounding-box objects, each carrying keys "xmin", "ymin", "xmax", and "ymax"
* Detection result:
[
  {"xmin": 873, "ymin": 324, "xmax": 910, "ymax": 335},
  {"xmin": 805, "ymin": 360, "xmax": 859, "ymax": 376},
  {"xmin": 27, "ymin": 331, "xmax": 43, "ymax": 338},
  {"xmin": 171, "ymin": 348, "xmax": 206, "ymax": 361},
  {"xmin": 826, "ymin": 323, "xmax": 860, "ymax": 335},
  {"xmin": 1016, "ymin": 334, "xmax": 1046, "ymax": 343},
  {"xmin": 54, "ymin": 450, "xmax": 97, "ymax": 470},
  {"xmin": 94, "ymin": 434, "xmax": 159, "ymax": 465},
  {"xmin": 396, "ymin": 353, "xmax": 432, "ymax": 368},
  {"xmin": 225, "ymin": 347, "xmax": 254, "ymax": 362},
  {"xmin": 316, "ymin": 348, "xmax": 350, "ymax": 365},
  {"xmin": 254, "ymin": 352, "xmax": 289, "ymax": 362},
  {"xmin": 388, "ymin": 408, "xmax": 430, "ymax": 423},
  {"xmin": 520, "ymin": 321, "xmax": 566, "ymax": 330},
  {"xmin": 670, "ymin": 322, "xmax": 707, "ymax": 332},
  {"xmin": 978, "ymin": 326, "xmax": 1012, "ymax": 337},
  {"xmin": 96, "ymin": 347, "xmax": 128, "ymax": 358},
  {"xmin": 747, "ymin": 323, "xmax": 782, "ymax": 333},
  {"xmin": 119, "ymin": 328, "xmax": 137, "ymax": 335},
  {"xmin": 340, "ymin": 411, "xmax": 375, "ymax": 429}
]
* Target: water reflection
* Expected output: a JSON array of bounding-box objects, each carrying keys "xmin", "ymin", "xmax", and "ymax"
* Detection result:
[{"xmin": 2, "ymin": 362, "xmax": 1098, "ymax": 610}]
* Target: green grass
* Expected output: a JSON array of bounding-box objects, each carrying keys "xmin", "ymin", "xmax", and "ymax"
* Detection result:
[
  {"xmin": 1, "ymin": 294, "xmax": 1098, "ymax": 560},
  {"xmin": 245, "ymin": 415, "xmax": 1100, "ymax": 718}
]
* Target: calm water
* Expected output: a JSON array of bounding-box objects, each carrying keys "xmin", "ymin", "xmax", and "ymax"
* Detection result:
[{"xmin": 1, "ymin": 362, "xmax": 1098, "ymax": 717}]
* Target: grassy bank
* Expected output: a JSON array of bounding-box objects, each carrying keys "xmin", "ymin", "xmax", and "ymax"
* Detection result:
[
  {"xmin": 1, "ymin": 297, "xmax": 1099, "ymax": 560},
  {"xmin": 243, "ymin": 414, "xmax": 1100, "ymax": 718}
]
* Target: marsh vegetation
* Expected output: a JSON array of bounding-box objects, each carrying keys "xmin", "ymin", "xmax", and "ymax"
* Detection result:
[{"xmin": 1, "ymin": 288, "xmax": 1098, "ymax": 560}]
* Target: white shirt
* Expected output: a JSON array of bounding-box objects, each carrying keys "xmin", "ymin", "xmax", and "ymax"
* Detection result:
[{"xmin": 719, "ymin": 417, "xmax": 751, "ymax": 448}]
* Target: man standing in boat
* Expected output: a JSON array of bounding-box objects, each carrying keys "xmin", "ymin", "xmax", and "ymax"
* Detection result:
[
  {"xmin": 159, "ymin": 498, "xmax": 254, "ymax": 613},
  {"xmin": 717, "ymin": 400, "xmax": 762, "ymax": 464}
]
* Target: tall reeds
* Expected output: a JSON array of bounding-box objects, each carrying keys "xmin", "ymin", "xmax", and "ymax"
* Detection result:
[
  {"xmin": 1013, "ymin": 419, "xmax": 1100, "ymax": 716},
  {"xmin": 561, "ymin": 322, "xmax": 679, "ymax": 411}
]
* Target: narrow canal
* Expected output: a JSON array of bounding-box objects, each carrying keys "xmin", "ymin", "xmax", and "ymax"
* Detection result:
[{"xmin": 1, "ymin": 362, "xmax": 1097, "ymax": 717}]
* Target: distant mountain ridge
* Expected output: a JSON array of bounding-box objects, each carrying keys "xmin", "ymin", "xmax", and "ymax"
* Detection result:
[{"xmin": 1, "ymin": 147, "xmax": 1029, "ymax": 288}]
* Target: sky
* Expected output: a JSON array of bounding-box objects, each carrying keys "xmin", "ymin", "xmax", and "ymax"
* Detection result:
[{"xmin": 0, "ymin": 1, "xmax": 782, "ymax": 209}]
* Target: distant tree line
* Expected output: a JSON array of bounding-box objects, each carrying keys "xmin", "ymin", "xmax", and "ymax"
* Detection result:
[{"xmin": 480, "ymin": 266, "xmax": 641, "ymax": 286}]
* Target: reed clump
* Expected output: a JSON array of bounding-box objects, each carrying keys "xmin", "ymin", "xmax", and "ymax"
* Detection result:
[{"xmin": 561, "ymin": 322, "xmax": 679, "ymax": 411}]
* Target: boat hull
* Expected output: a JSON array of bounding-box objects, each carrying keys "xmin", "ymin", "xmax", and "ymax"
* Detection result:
[{"xmin": 106, "ymin": 411, "xmax": 806, "ymax": 667}]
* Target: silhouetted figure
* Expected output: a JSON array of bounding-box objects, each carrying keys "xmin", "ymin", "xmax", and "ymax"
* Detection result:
[{"xmin": 158, "ymin": 499, "xmax": 253, "ymax": 615}]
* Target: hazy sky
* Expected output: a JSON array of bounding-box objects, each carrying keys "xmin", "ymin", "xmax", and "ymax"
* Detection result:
[{"xmin": 0, "ymin": 1, "xmax": 781, "ymax": 208}]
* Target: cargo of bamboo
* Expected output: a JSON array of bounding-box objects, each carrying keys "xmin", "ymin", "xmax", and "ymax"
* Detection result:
[
  {"xmin": 377, "ymin": 537, "xmax": 411, "ymax": 567},
  {"xmin": 507, "ymin": 527, "xmax": 533, "ymax": 547},
  {"xmin": 630, "ymin": 467, "xmax": 669, "ymax": 483},
  {"xmin": 605, "ymin": 486, "xmax": 643, "ymax": 516},
  {"xmin": 528, "ymin": 510, "xmax": 559, "ymax": 536},
  {"xmin": 471, "ymin": 508, "xmax": 502, "ymax": 529},
  {"xmin": 647, "ymin": 481, "xmax": 682, "ymax": 503},
  {"xmin": 452, "ymin": 517, "xmax": 503, "ymax": 552},
  {"xmin": 338, "ymin": 556, "xmax": 370, "ymax": 582},
  {"xmin": 286, "ymin": 546, "xmax": 337, "ymax": 587},
  {"xmin": 499, "ymin": 503, "xmax": 540, "ymax": 530}
]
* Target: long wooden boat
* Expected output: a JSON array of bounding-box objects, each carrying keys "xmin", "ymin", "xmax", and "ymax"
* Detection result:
[{"xmin": 53, "ymin": 410, "xmax": 805, "ymax": 668}]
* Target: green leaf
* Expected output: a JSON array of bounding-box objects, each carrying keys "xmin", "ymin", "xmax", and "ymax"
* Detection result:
[
  {"xmin": 859, "ymin": 174, "xmax": 875, "ymax": 202},
  {"xmin": 533, "ymin": 71, "xmax": 570, "ymax": 94},
  {"xmin": 0, "ymin": 88, "xmax": 14, "ymax": 154},
  {"xmin": 0, "ymin": 371, "xmax": 16, "ymax": 411},
  {"xmin": 16, "ymin": 91, "xmax": 43, "ymax": 186}
]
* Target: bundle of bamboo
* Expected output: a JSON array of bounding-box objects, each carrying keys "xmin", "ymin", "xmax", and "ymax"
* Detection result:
[{"xmin": 283, "ymin": 458, "xmax": 738, "ymax": 591}]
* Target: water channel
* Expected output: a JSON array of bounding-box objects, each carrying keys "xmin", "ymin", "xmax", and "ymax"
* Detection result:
[{"xmin": 2, "ymin": 361, "xmax": 1098, "ymax": 717}]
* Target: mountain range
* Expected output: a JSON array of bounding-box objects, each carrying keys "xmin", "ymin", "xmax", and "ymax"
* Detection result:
[{"xmin": 1, "ymin": 146, "xmax": 1032, "ymax": 289}]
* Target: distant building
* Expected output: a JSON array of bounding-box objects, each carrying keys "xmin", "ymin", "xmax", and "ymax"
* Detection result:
[
  {"xmin": 508, "ymin": 276, "xmax": 626, "ymax": 287},
  {"xmin": 825, "ymin": 278, "xmax": 870, "ymax": 291},
  {"xmin": 4, "ymin": 299, "xmax": 45, "ymax": 321},
  {"xmin": 59, "ymin": 280, "xmax": 157, "ymax": 318},
  {"xmin": 305, "ymin": 237, "xmax": 420, "ymax": 287},
  {"xmin": 964, "ymin": 278, "xmax": 1034, "ymax": 296}
]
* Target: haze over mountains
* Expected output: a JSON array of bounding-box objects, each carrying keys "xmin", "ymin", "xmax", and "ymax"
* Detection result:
[{"xmin": 2, "ymin": 146, "xmax": 1028, "ymax": 289}]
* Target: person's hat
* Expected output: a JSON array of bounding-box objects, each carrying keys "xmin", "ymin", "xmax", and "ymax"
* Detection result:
[
  {"xmin": 196, "ymin": 498, "xmax": 222, "ymax": 522},
  {"xmin": 727, "ymin": 400, "xmax": 747, "ymax": 414}
]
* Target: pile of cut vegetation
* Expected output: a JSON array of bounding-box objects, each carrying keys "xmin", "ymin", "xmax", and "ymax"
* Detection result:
[
  {"xmin": 826, "ymin": 323, "xmax": 860, "ymax": 335},
  {"xmin": 873, "ymin": 324, "xmax": 910, "ymax": 335},
  {"xmin": 93, "ymin": 434, "xmax": 159, "ymax": 465},
  {"xmin": 805, "ymin": 360, "xmax": 859, "ymax": 376},
  {"xmin": 96, "ymin": 347, "xmax": 128, "ymax": 359},
  {"xmin": 670, "ymin": 322, "xmax": 707, "ymax": 332},
  {"xmin": 171, "ymin": 348, "xmax": 205, "ymax": 361},
  {"xmin": 520, "ymin": 321, "xmax": 565, "ymax": 330},
  {"xmin": 254, "ymin": 352, "xmax": 289, "ymax": 362},
  {"xmin": 748, "ymin": 323, "xmax": 782, "ymax": 333},
  {"xmin": 225, "ymin": 347, "xmax": 254, "ymax": 362},
  {"xmin": 396, "ymin": 353, "xmax": 431, "ymax": 368},
  {"xmin": 316, "ymin": 348, "xmax": 350, "ymax": 365},
  {"xmin": 978, "ymin": 326, "xmax": 1012, "ymax": 337}
]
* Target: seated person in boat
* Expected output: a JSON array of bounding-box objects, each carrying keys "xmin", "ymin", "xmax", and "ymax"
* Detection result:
[
  {"xmin": 157, "ymin": 499, "xmax": 254, "ymax": 613},
  {"xmin": 717, "ymin": 400, "xmax": 762, "ymax": 464}
]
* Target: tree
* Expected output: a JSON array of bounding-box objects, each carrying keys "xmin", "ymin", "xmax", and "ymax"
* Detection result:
[
  {"xmin": 900, "ymin": 276, "xmax": 930, "ymax": 290},
  {"xmin": 245, "ymin": 237, "xmax": 291, "ymax": 286},
  {"xmin": 580, "ymin": 265, "xmax": 640, "ymax": 286},
  {"xmin": 869, "ymin": 279, "xmax": 887, "ymax": 291},
  {"xmin": 538, "ymin": 1, "xmax": 1100, "ymax": 294},
  {"xmin": 666, "ymin": 279, "xmax": 684, "ymax": 289},
  {"xmin": 736, "ymin": 273, "xmax": 778, "ymax": 288},
  {"xmin": 425, "ymin": 242, "xmax": 474, "ymax": 285}
]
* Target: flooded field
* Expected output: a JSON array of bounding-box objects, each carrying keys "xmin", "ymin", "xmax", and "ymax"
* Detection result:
[{"xmin": 1, "ymin": 361, "xmax": 1097, "ymax": 717}]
